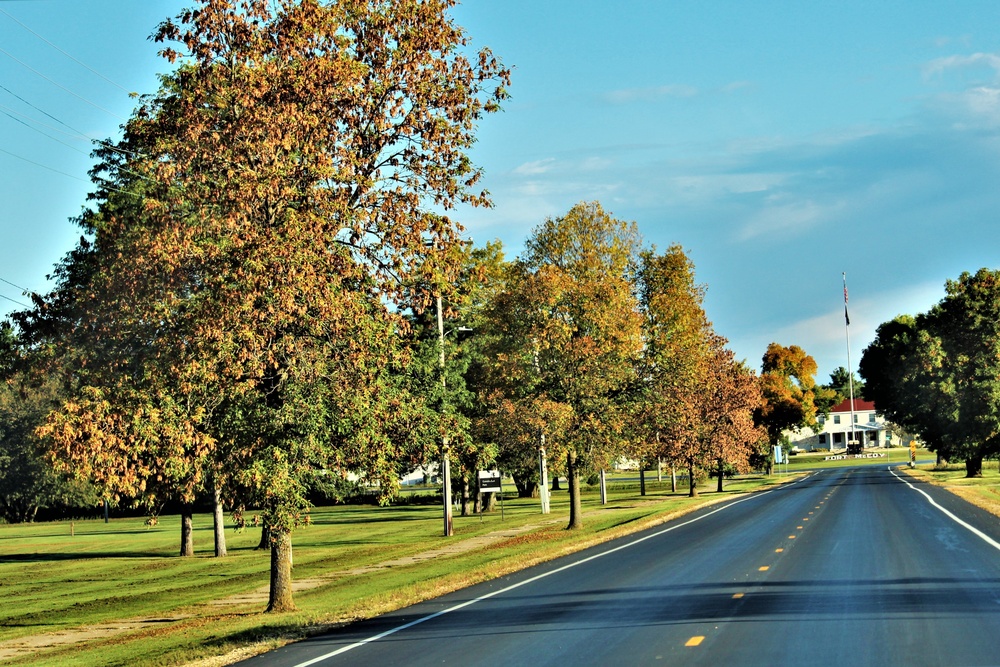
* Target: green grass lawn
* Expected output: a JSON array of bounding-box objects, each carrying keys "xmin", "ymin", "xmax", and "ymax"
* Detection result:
[
  {"xmin": 0, "ymin": 474, "xmax": 789, "ymax": 667},
  {"xmin": 781, "ymin": 445, "xmax": 926, "ymax": 471},
  {"xmin": 901, "ymin": 461, "xmax": 1000, "ymax": 516}
]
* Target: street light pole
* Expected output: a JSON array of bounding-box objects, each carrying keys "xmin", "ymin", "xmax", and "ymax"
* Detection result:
[
  {"xmin": 533, "ymin": 340, "xmax": 550, "ymax": 514},
  {"xmin": 437, "ymin": 294, "xmax": 453, "ymax": 537}
]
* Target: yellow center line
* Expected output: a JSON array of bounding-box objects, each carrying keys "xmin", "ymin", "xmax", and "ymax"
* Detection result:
[
  {"xmin": 732, "ymin": 592, "xmax": 744, "ymax": 599},
  {"xmin": 797, "ymin": 526, "xmax": 803, "ymax": 529},
  {"xmin": 686, "ymin": 636, "xmax": 705, "ymax": 647},
  {"xmin": 759, "ymin": 566, "xmax": 770, "ymax": 571},
  {"xmin": 789, "ymin": 535, "xmax": 796, "ymax": 539},
  {"xmin": 775, "ymin": 548, "xmax": 784, "ymax": 552}
]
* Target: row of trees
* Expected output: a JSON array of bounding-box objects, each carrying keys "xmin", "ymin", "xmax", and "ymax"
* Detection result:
[
  {"xmin": 860, "ymin": 269, "xmax": 1000, "ymax": 477},
  {"xmin": 0, "ymin": 0, "xmax": 838, "ymax": 612},
  {"xmin": 4, "ymin": 0, "xmax": 511, "ymax": 612}
]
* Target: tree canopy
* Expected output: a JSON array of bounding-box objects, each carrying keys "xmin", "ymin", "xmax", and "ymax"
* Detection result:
[
  {"xmin": 861, "ymin": 269, "xmax": 1000, "ymax": 476},
  {"xmin": 23, "ymin": 0, "xmax": 509, "ymax": 612},
  {"xmin": 756, "ymin": 343, "xmax": 835, "ymax": 462}
]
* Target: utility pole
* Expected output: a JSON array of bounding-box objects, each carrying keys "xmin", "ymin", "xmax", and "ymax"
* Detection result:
[
  {"xmin": 437, "ymin": 294, "xmax": 453, "ymax": 537},
  {"xmin": 533, "ymin": 340, "xmax": 550, "ymax": 514}
]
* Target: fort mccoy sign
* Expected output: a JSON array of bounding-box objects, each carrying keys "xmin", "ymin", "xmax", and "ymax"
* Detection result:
[{"xmin": 824, "ymin": 452, "xmax": 887, "ymax": 461}]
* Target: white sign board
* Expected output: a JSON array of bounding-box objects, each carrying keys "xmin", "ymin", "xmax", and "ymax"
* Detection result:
[{"xmin": 478, "ymin": 469, "xmax": 502, "ymax": 492}]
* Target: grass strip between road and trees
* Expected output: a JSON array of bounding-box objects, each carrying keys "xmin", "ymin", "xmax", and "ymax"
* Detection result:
[
  {"xmin": 901, "ymin": 462, "xmax": 1000, "ymax": 517},
  {"xmin": 0, "ymin": 475, "xmax": 793, "ymax": 667}
]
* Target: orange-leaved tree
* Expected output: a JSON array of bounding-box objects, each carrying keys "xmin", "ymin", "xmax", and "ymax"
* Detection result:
[
  {"xmin": 631, "ymin": 245, "xmax": 714, "ymax": 492},
  {"xmin": 33, "ymin": 0, "xmax": 508, "ymax": 612},
  {"xmin": 659, "ymin": 333, "xmax": 764, "ymax": 497},
  {"xmin": 482, "ymin": 202, "xmax": 643, "ymax": 529},
  {"xmin": 756, "ymin": 343, "xmax": 836, "ymax": 470}
]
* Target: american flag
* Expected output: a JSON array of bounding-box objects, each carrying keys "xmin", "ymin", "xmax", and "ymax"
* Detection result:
[{"xmin": 843, "ymin": 278, "xmax": 850, "ymax": 326}]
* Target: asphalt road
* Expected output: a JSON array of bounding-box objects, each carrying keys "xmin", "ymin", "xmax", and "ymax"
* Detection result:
[{"xmin": 238, "ymin": 466, "xmax": 1000, "ymax": 666}]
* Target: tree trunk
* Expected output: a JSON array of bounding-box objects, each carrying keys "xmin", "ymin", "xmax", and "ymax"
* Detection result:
[
  {"xmin": 551, "ymin": 475, "xmax": 561, "ymax": 491},
  {"xmin": 965, "ymin": 456, "xmax": 984, "ymax": 478},
  {"xmin": 213, "ymin": 486, "xmax": 227, "ymax": 558},
  {"xmin": 460, "ymin": 476, "xmax": 471, "ymax": 517},
  {"xmin": 483, "ymin": 491, "xmax": 496, "ymax": 512},
  {"xmin": 256, "ymin": 523, "xmax": 270, "ymax": 550},
  {"xmin": 688, "ymin": 459, "xmax": 698, "ymax": 498},
  {"xmin": 180, "ymin": 509, "xmax": 194, "ymax": 557},
  {"xmin": 567, "ymin": 450, "xmax": 582, "ymax": 530},
  {"xmin": 671, "ymin": 463, "xmax": 677, "ymax": 493},
  {"xmin": 266, "ymin": 529, "xmax": 295, "ymax": 612},
  {"xmin": 512, "ymin": 475, "xmax": 538, "ymax": 498},
  {"xmin": 639, "ymin": 466, "xmax": 646, "ymax": 496},
  {"xmin": 717, "ymin": 458, "xmax": 724, "ymax": 493}
]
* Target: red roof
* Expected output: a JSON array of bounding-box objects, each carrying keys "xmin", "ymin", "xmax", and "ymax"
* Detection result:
[{"xmin": 830, "ymin": 398, "xmax": 875, "ymax": 413}]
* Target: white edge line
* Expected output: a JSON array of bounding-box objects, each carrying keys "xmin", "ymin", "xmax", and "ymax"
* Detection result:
[
  {"xmin": 291, "ymin": 475, "xmax": 811, "ymax": 667},
  {"xmin": 889, "ymin": 467, "xmax": 1000, "ymax": 552}
]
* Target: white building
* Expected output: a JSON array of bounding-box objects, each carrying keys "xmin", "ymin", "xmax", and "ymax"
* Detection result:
[{"xmin": 786, "ymin": 398, "xmax": 896, "ymax": 452}]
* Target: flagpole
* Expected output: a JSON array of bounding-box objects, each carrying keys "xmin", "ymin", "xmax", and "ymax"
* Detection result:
[{"xmin": 843, "ymin": 272, "xmax": 856, "ymax": 454}]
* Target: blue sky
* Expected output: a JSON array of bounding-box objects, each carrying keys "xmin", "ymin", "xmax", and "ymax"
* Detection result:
[{"xmin": 3, "ymin": 1, "xmax": 1000, "ymax": 381}]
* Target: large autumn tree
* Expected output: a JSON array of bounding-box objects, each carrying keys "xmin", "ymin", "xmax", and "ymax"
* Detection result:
[
  {"xmin": 861, "ymin": 269, "xmax": 1000, "ymax": 477},
  {"xmin": 32, "ymin": 0, "xmax": 508, "ymax": 612},
  {"xmin": 631, "ymin": 245, "xmax": 713, "ymax": 491},
  {"xmin": 481, "ymin": 202, "xmax": 644, "ymax": 529},
  {"xmin": 657, "ymin": 333, "xmax": 764, "ymax": 497},
  {"xmin": 755, "ymin": 343, "xmax": 836, "ymax": 467}
]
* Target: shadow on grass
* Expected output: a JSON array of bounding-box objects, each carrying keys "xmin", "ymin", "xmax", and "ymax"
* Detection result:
[
  {"xmin": 0, "ymin": 551, "xmax": 169, "ymax": 562},
  {"xmin": 201, "ymin": 621, "xmax": 316, "ymax": 652}
]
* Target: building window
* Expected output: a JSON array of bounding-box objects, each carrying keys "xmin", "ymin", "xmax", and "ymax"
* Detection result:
[
  {"xmin": 869, "ymin": 413, "xmax": 876, "ymax": 423},
  {"xmin": 834, "ymin": 415, "xmax": 841, "ymax": 424},
  {"xmin": 854, "ymin": 414, "xmax": 859, "ymax": 423},
  {"xmin": 818, "ymin": 414, "xmax": 826, "ymax": 424},
  {"xmin": 819, "ymin": 434, "xmax": 827, "ymax": 444},
  {"xmin": 834, "ymin": 433, "xmax": 843, "ymax": 443}
]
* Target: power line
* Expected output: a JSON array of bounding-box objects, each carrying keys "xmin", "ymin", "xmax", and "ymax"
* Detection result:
[
  {"xmin": 0, "ymin": 105, "xmax": 90, "ymax": 156},
  {"xmin": 0, "ymin": 45, "xmax": 126, "ymax": 121},
  {"xmin": 0, "ymin": 7, "xmax": 133, "ymax": 94},
  {"xmin": 0, "ymin": 292, "xmax": 30, "ymax": 308},
  {"xmin": 0, "ymin": 82, "xmax": 84, "ymax": 134},
  {"xmin": 0, "ymin": 86, "xmax": 144, "ymax": 160},
  {"xmin": 0, "ymin": 145, "xmax": 88, "ymax": 181},
  {"xmin": 0, "ymin": 276, "xmax": 30, "ymax": 293}
]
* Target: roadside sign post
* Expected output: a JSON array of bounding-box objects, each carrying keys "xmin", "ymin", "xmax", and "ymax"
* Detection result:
[{"xmin": 478, "ymin": 470, "xmax": 504, "ymax": 521}]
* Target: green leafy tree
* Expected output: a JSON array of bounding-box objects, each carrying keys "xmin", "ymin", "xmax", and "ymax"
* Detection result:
[
  {"xmin": 631, "ymin": 245, "xmax": 713, "ymax": 492},
  {"xmin": 31, "ymin": 0, "xmax": 508, "ymax": 612},
  {"xmin": 824, "ymin": 366, "xmax": 865, "ymax": 404},
  {"xmin": 481, "ymin": 202, "xmax": 644, "ymax": 529},
  {"xmin": 860, "ymin": 315, "xmax": 953, "ymax": 454},
  {"xmin": 402, "ymin": 242, "xmax": 507, "ymax": 516},
  {"xmin": 0, "ymin": 325, "xmax": 99, "ymax": 523},
  {"xmin": 861, "ymin": 269, "xmax": 1000, "ymax": 477}
]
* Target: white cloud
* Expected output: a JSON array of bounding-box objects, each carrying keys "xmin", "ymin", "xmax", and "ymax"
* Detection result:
[
  {"xmin": 512, "ymin": 158, "xmax": 556, "ymax": 175},
  {"xmin": 923, "ymin": 52, "xmax": 1000, "ymax": 78},
  {"xmin": 737, "ymin": 198, "xmax": 839, "ymax": 241},
  {"xmin": 731, "ymin": 281, "xmax": 946, "ymax": 378},
  {"xmin": 721, "ymin": 81, "xmax": 754, "ymax": 94}
]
